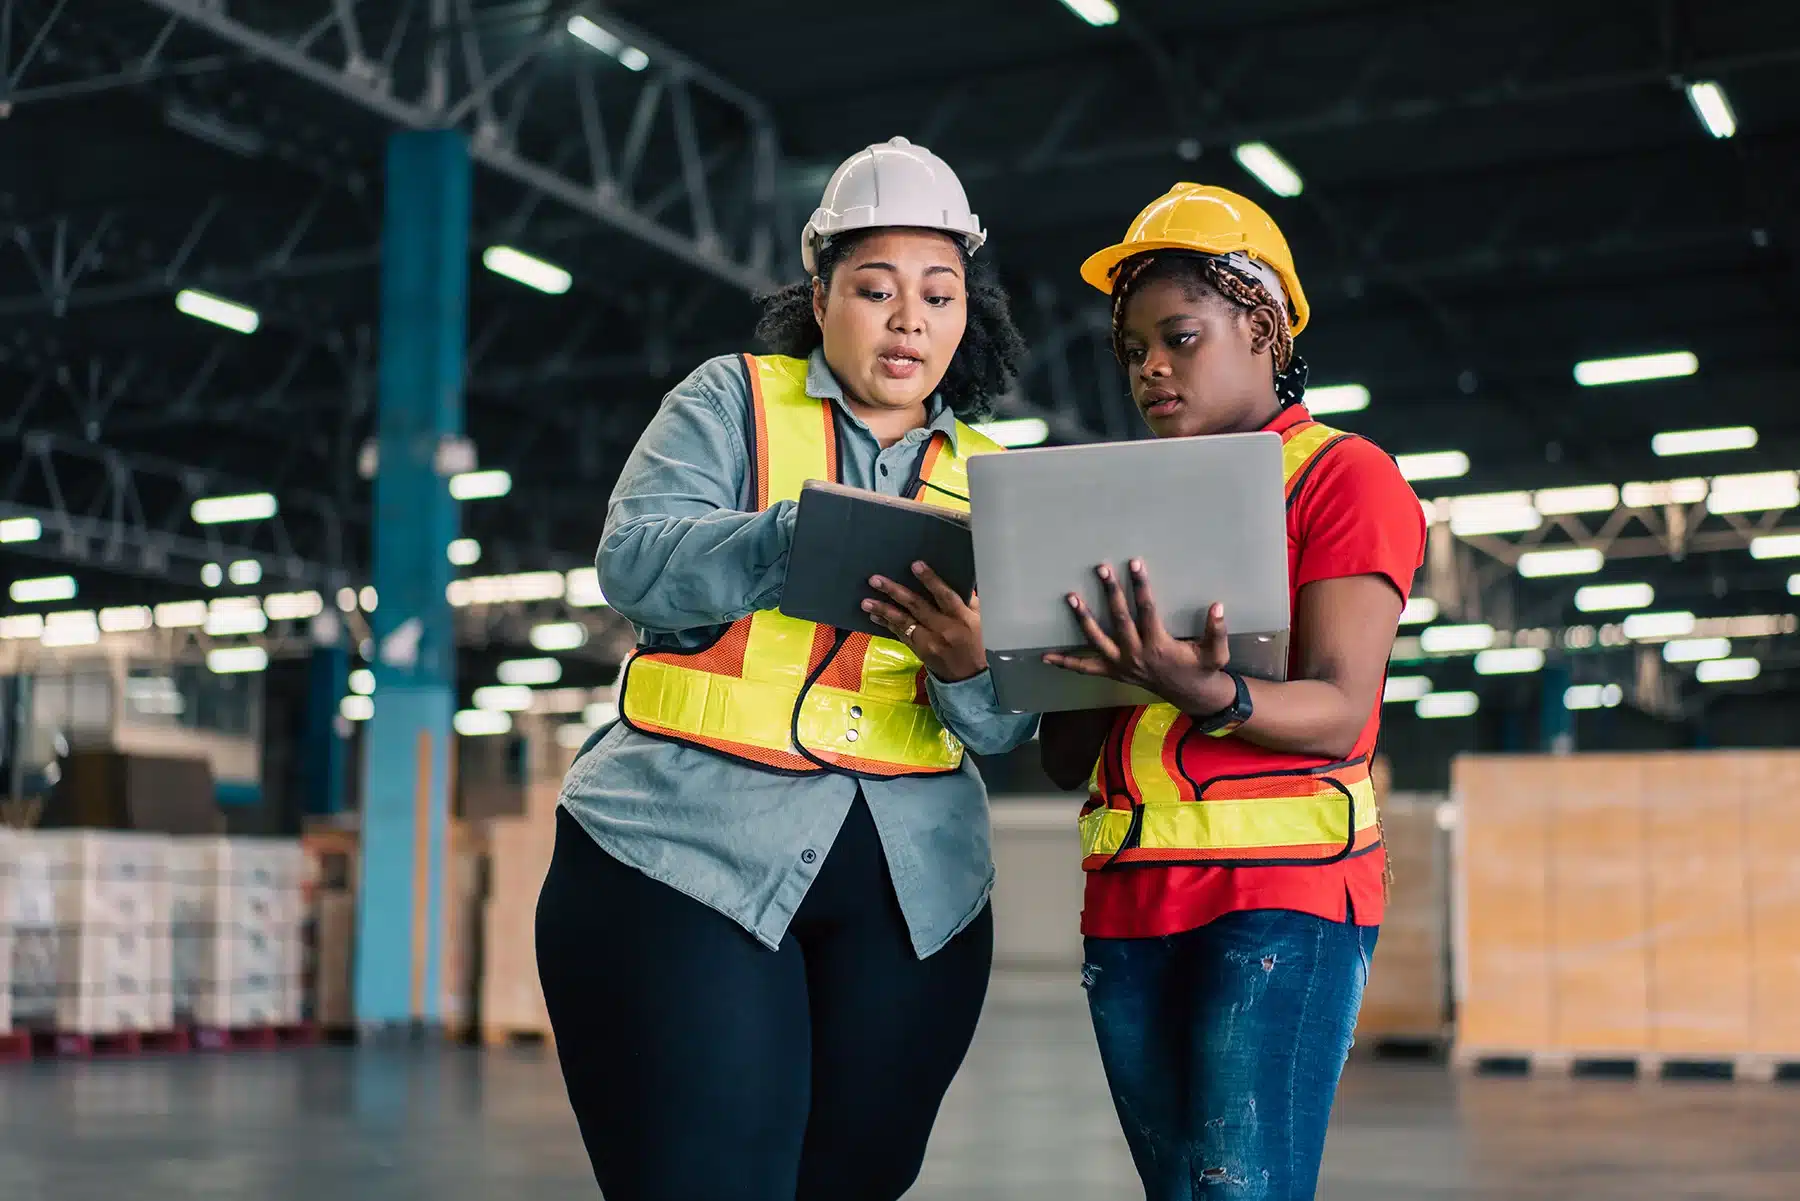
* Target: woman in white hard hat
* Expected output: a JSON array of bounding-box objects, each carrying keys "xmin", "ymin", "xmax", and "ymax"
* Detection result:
[
  {"xmin": 535, "ymin": 137, "xmax": 1037, "ymax": 1201},
  {"xmin": 1039, "ymin": 185, "xmax": 1425, "ymax": 1200}
]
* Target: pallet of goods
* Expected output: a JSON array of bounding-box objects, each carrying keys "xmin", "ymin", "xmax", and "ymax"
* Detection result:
[
  {"xmin": 1355, "ymin": 791, "xmax": 1452, "ymax": 1053},
  {"xmin": 479, "ymin": 780, "xmax": 560, "ymax": 1047},
  {"xmin": 169, "ymin": 837, "xmax": 307, "ymax": 1040}
]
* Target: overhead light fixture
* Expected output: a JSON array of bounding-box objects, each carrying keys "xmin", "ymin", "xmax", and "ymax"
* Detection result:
[
  {"xmin": 1564, "ymin": 683, "xmax": 1624, "ymax": 711},
  {"xmin": 472, "ymin": 684, "xmax": 533, "ymax": 712},
  {"xmin": 201, "ymin": 563, "xmax": 224, "ymax": 588},
  {"xmin": 1534, "ymin": 484, "xmax": 1619, "ymax": 516},
  {"xmin": 1303, "ymin": 384, "xmax": 1369, "ymax": 415},
  {"xmin": 228, "ymin": 559, "xmax": 263, "ymax": 585},
  {"xmin": 1397, "ymin": 451, "xmax": 1469, "ymax": 483},
  {"xmin": 0, "ymin": 516, "xmax": 42, "ymax": 543},
  {"xmin": 1419, "ymin": 623, "xmax": 1495, "ymax": 654},
  {"xmin": 1233, "ymin": 142, "xmax": 1303, "ymax": 198},
  {"xmin": 1446, "ymin": 492, "xmax": 1540, "ymax": 536},
  {"xmin": 1790, "ymin": 573, "xmax": 1800, "ymax": 596},
  {"xmin": 339, "ymin": 694, "xmax": 374, "ymax": 722},
  {"xmin": 40, "ymin": 610, "xmax": 101, "ymax": 648},
  {"xmin": 1573, "ymin": 351, "xmax": 1698, "ymax": 387},
  {"xmin": 1751, "ymin": 534, "xmax": 1800, "ymax": 560},
  {"xmin": 1696, "ymin": 656, "xmax": 1759, "ymax": 684},
  {"xmin": 555, "ymin": 722, "xmax": 596, "ymax": 749},
  {"xmin": 565, "ymin": 567, "xmax": 608, "ymax": 608},
  {"xmin": 1417, "ymin": 690, "xmax": 1479, "ymax": 719},
  {"xmin": 191, "ymin": 492, "xmax": 278, "ymax": 524},
  {"xmin": 567, "ymin": 14, "xmax": 650, "ymax": 69},
  {"xmin": 583, "ymin": 700, "xmax": 620, "ymax": 728},
  {"xmin": 1708, "ymin": 471, "xmax": 1799, "ymax": 515},
  {"xmin": 1383, "ymin": 675, "xmax": 1433, "ymax": 703},
  {"xmin": 359, "ymin": 586, "xmax": 378, "ymax": 612},
  {"xmin": 1575, "ymin": 582, "xmax": 1654, "ymax": 612},
  {"xmin": 1685, "ymin": 80, "xmax": 1737, "ymax": 139},
  {"xmin": 970, "ymin": 417, "xmax": 1050, "ymax": 448},
  {"xmin": 1475, "ymin": 647, "xmax": 1545, "ymax": 675},
  {"xmin": 349, "ymin": 669, "xmax": 376, "ymax": 696},
  {"xmin": 337, "ymin": 587, "xmax": 357, "ymax": 613},
  {"xmin": 207, "ymin": 646, "xmax": 269, "ymax": 674},
  {"xmin": 1652, "ymin": 426, "xmax": 1757, "ymax": 457},
  {"xmin": 153, "ymin": 600, "xmax": 208, "ymax": 628},
  {"xmin": 99, "ymin": 605, "xmax": 154, "ymax": 633},
  {"xmin": 175, "ymin": 288, "xmax": 260, "ymax": 334},
  {"xmin": 1623, "ymin": 610, "xmax": 1695, "ymax": 640},
  {"xmin": 1399, "ymin": 597, "xmax": 1438, "ymax": 626},
  {"xmin": 448, "ymin": 538, "xmax": 481, "ymax": 566},
  {"xmin": 0, "ymin": 614, "xmax": 45, "ymax": 639},
  {"xmin": 205, "ymin": 599, "xmax": 268, "ymax": 637},
  {"xmin": 10, "ymin": 575, "xmax": 77, "ymax": 604},
  {"xmin": 482, "ymin": 245, "xmax": 573, "ymax": 295},
  {"xmin": 530, "ymin": 622, "xmax": 588, "ymax": 652},
  {"xmin": 449, "ymin": 469, "xmax": 512, "ymax": 501},
  {"xmin": 455, "ymin": 708, "xmax": 513, "ymax": 736},
  {"xmin": 1663, "ymin": 637, "xmax": 1731, "ymax": 663},
  {"xmin": 1055, "ymin": 0, "xmax": 1119, "ymax": 25},
  {"xmin": 264, "ymin": 591, "xmax": 324, "ymax": 620},
  {"xmin": 1517, "ymin": 547, "xmax": 1604, "ymax": 578},
  {"xmin": 448, "ymin": 570, "xmax": 567, "ymax": 607},
  {"xmin": 1622, "ymin": 478, "xmax": 1708, "ymax": 508},
  {"xmin": 497, "ymin": 658, "xmax": 563, "ymax": 687}
]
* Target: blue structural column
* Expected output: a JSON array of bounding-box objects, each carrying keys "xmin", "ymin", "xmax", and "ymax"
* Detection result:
[
  {"xmin": 354, "ymin": 129, "xmax": 471, "ymax": 1029},
  {"xmin": 1540, "ymin": 659, "xmax": 1574, "ymax": 753}
]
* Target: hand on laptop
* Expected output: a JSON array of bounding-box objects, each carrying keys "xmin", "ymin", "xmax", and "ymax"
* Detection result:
[{"xmin": 863, "ymin": 562, "xmax": 989, "ymax": 683}]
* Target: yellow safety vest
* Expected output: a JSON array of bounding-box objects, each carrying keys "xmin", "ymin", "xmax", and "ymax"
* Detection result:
[
  {"xmin": 1078, "ymin": 417, "xmax": 1387, "ymax": 869},
  {"xmin": 618, "ymin": 352, "xmax": 1005, "ymax": 777}
]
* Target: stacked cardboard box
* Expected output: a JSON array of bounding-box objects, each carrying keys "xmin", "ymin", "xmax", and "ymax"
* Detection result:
[
  {"xmin": 1355, "ymin": 794, "xmax": 1451, "ymax": 1043},
  {"xmin": 169, "ymin": 838, "xmax": 305, "ymax": 1028},
  {"xmin": 479, "ymin": 781, "xmax": 559, "ymax": 1044}
]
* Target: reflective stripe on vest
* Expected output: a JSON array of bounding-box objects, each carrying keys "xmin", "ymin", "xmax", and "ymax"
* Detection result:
[
  {"xmin": 1077, "ymin": 417, "xmax": 1383, "ymax": 869},
  {"xmin": 618, "ymin": 353, "xmax": 1004, "ymax": 778}
]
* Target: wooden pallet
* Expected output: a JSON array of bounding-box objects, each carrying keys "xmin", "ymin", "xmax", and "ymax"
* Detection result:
[
  {"xmin": 0, "ymin": 1030, "xmax": 32, "ymax": 1061},
  {"xmin": 192, "ymin": 1022, "xmax": 320, "ymax": 1051},
  {"xmin": 481, "ymin": 1025, "xmax": 551, "ymax": 1050},
  {"xmin": 1452, "ymin": 1047, "xmax": 1800, "ymax": 1082},
  {"xmin": 28, "ymin": 1028, "xmax": 192, "ymax": 1057},
  {"xmin": 1357, "ymin": 1033, "xmax": 1452, "ymax": 1062}
]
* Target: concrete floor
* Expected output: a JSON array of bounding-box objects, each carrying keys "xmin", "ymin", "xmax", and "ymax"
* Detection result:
[{"xmin": 2, "ymin": 974, "xmax": 1799, "ymax": 1200}]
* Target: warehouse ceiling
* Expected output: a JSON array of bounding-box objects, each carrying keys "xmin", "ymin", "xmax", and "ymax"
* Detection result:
[{"xmin": 2, "ymin": 0, "xmax": 1798, "ymax": 699}]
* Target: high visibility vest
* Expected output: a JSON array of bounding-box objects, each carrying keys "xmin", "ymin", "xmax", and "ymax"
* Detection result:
[
  {"xmin": 617, "ymin": 353, "xmax": 1005, "ymax": 778},
  {"xmin": 1078, "ymin": 418, "xmax": 1385, "ymax": 870}
]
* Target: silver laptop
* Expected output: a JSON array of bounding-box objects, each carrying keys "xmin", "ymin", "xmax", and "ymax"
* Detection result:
[{"xmin": 968, "ymin": 431, "xmax": 1291, "ymax": 713}]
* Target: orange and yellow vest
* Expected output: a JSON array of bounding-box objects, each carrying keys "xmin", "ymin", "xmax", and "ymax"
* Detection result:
[
  {"xmin": 618, "ymin": 353, "xmax": 1005, "ymax": 778},
  {"xmin": 1078, "ymin": 418, "xmax": 1385, "ymax": 870}
]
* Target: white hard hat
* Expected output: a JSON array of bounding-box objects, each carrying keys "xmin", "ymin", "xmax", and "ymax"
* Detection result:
[{"xmin": 801, "ymin": 136, "xmax": 986, "ymax": 274}]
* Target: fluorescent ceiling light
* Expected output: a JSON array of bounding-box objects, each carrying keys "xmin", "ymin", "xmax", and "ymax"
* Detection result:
[
  {"xmin": 1417, "ymin": 691, "xmax": 1479, "ymax": 719},
  {"xmin": 1652, "ymin": 426, "xmax": 1757, "ymax": 457},
  {"xmin": 448, "ymin": 570, "xmax": 566, "ymax": 607},
  {"xmin": 153, "ymin": 600, "xmax": 208, "ymax": 628},
  {"xmin": 497, "ymin": 658, "xmax": 563, "ymax": 687},
  {"xmin": 1623, "ymin": 478, "xmax": 1708, "ymax": 508},
  {"xmin": 1383, "ymin": 675, "xmax": 1433, "ymax": 703},
  {"xmin": 472, "ymin": 684, "xmax": 533, "ymax": 712},
  {"xmin": 1623, "ymin": 610, "xmax": 1695, "ymax": 640},
  {"xmin": 336, "ymin": 587, "xmax": 357, "ymax": 613},
  {"xmin": 40, "ymin": 610, "xmax": 100, "ymax": 648},
  {"xmin": 449, "ymin": 469, "xmax": 512, "ymax": 501},
  {"xmin": 1475, "ymin": 647, "xmax": 1546, "ymax": 675},
  {"xmin": 555, "ymin": 722, "xmax": 595, "ymax": 749},
  {"xmin": 1446, "ymin": 492, "xmax": 1539, "ymax": 536},
  {"xmin": 228, "ymin": 559, "xmax": 263, "ymax": 585},
  {"xmin": 207, "ymin": 646, "xmax": 269, "ymax": 674},
  {"xmin": 1517, "ymin": 547, "xmax": 1604, "ymax": 578},
  {"xmin": 264, "ymin": 591, "xmax": 324, "ymax": 620},
  {"xmin": 454, "ymin": 708, "xmax": 513, "ymax": 737},
  {"xmin": 205, "ymin": 599, "xmax": 268, "ymax": 637},
  {"xmin": 1663, "ymin": 637, "xmax": 1731, "ymax": 663},
  {"xmin": 0, "ymin": 516, "xmax": 41, "ymax": 543},
  {"xmin": 1790, "ymin": 574, "xmax": 1800, "ymax": 596},
  {"xmin": 1696, "ymin": 656, "xmax": 1759, "ymax": 684},
  {"xmin": 174, "ymin": 288, "xmax": 259, "ymax": 334},
  {"xmin": 1056, "ymin": 0, "xmax": 1119, "ymax": 25},
  {"xmin": 1708, "ymin": 471, "xmax": 1799, "ymax": 515},
  {"xmin": 448, "ymin": 538, "xmax": 481, "ymax": 566},
  {"xmin": 971, "ymin": 417, "xmax": 1050, "ymax": 448},
  {"xmin": 1751, "ymin": 534, "xmax": 1800, "ymax": 560},
  {"xmin": 1534, "ymin": 484, "xmax": 1619, "ymax": 516},
  {"xmin": 1397, "ymin": 451, "xmax": 1469, "ymax": 482},
  {"xmin": 349, "ymin": 669, "xmax": 376, "ymax": 696},
  {"xmin": 565, "ymin": 567, "xmax": 607, "ymax": 608},
  {"xmin": 482, "ymin": 245, "xmax": 573, "ymax": 295},
  {"xmin": 1573, "ymin": 351, "xmax": 1697, "ymax": 387},
  {"xmin": 567, "ymin": 15, "xmax": 649, "ymax": 69},
  {"xmin": 1233, "ymin": 142, "xmax": 1303, "ymax": 198},
  {"xmin": 0, "ymin": 614, "xmax": 45, "ymax": 639},
  {"xmin": 191, "ymin": 492, "xmax": 277, "ymax": 524},
  {"xmin": 1398, "ymin": 597, "xmax": 1438, "ymax": 626},
  {"xmin": 339, "ymin": 694, "xmax": 374, "ymax": 722},
  {"xmin": 1304, "ymin": 384, "xmax": 1369, "ymax": 415},
  {"xmin": 10, "ymin": 575, "xmax": 77, "ymax": 604},
  {"xmin": 1686, "ymin": 80, "xmax": 1737, "ymax": 139},
  {"xmin": 1420, "ymin": 623, "xmax": 1495, "ymax": 654},
  {"xmin": 201, "ymin": 563, "xmax": 223, "ymax": 588},
  {"xmin": 99, "ymin": 605, "xmax": 154, "ymax": 633},
  {"xmin": 1564, "ymin": 683, "xmax": 1623, "ymax": 711},
  {"xmin": 584, "ymin": 701, "xmax": 619, "ymax": 727},
  {"xmin": 531, "ymin": 621, "xmax": 588, "ymax": 652},
  {"xmin": 359, "ymin": 586, "xmax": 378, "ymax": 612},
  {"xmin": 1575, "ymin": 582, "xmax": 1654, "ymax": 612}
]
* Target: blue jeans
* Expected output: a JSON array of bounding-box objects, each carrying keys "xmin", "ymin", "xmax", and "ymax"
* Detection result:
[{"xmin": 1083, "ymin": 910, "xmax": 1378, "ymax": 1200}]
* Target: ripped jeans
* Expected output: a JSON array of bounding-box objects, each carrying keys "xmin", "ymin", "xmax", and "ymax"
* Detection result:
[{"xmin": 1083, "ymin": 910, "xmax": 1377, "ymax": 1200}]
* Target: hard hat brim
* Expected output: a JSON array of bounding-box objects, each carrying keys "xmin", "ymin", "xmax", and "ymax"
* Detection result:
[{"xmin": 1079, "ymin": 239, "xmax": 1310, "ymax": 335}]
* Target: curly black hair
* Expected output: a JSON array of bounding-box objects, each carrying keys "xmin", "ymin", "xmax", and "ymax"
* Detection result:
[{"xmin": 753, "ymin": 229, "xmax": 1027, "ymax": 420}]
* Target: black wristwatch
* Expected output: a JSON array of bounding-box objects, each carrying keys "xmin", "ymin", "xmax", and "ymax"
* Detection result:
[{"xmin": 1195, "ymin": 669, "xmax": 1252, "ymax": 738}]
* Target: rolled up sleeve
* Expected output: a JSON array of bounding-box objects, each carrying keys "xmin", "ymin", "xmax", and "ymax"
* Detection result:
[{"xmin": 926, "ymin": 670, "xmax": 1040, "ymax": 756}]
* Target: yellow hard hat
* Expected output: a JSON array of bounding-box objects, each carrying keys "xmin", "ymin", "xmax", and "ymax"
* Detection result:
[{"xmin": 1079, "ymin": 183, "xmax": 1310, "ymax": 335}]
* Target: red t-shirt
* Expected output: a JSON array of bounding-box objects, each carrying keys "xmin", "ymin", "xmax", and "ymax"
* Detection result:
[{"xmin": 1080, "ymin": 404, "xmax": 1427, "ymax": 937}]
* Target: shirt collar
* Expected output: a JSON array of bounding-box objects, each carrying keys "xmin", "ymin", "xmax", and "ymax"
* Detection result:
[
  {"xmin": 805, "ymin": 347, "xmax": 961, "ymax": 453},
  {"xmin": 1262, "ymin": 403, "xmax": 1314, "ymax": 435}
]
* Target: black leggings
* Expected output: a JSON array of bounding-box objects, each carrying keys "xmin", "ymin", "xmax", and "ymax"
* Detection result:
[{"xmin": 535, "ymin": 799, "xmax": 993, "ymax": 1201}]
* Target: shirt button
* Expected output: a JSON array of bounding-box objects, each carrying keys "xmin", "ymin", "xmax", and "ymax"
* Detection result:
[
  {"xmin": 801, "ymin": 848, "xmax": 818, "ymax": 864},
  {"xmin": 879, "ymin": 465, "xmax": 889, "ymax": 476}
]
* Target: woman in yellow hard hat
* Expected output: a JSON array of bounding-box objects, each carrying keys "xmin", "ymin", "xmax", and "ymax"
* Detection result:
[
  {"xmin": 1039, "ymin": 184, "xmax": 1427, "ymax": 1200},
  {"xmin": 535, "ymin": 137, "xmax": 1038, "ymax": 1200}
]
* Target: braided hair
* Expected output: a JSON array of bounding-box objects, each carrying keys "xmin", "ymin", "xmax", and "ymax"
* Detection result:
[
  {"xmin": 753, "ymin": 229, "xmax": 1027, "ymax": 421},
  {"xmin": 1107, "ymin": 251, "xmax": 1310, "ymax": 406}
]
